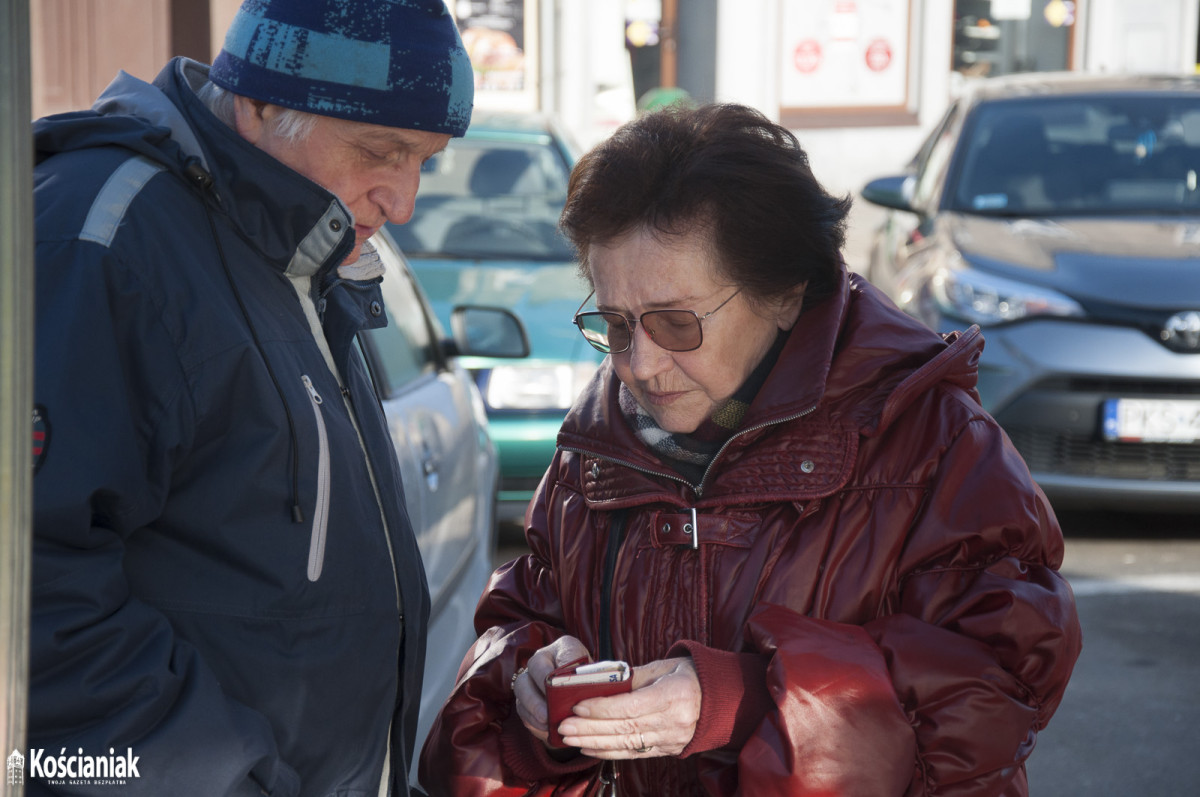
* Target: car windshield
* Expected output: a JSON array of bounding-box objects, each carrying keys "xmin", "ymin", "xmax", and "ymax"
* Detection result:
[
  {"xmin": 949, "ymin": 94, "xmax": 1200, "ymax": 217},
  {"xmin": 389, "ymin": 135, "xmax": 576, "ymax": 261}
]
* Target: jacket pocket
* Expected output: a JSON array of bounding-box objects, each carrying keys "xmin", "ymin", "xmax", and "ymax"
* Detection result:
[{"xmin": 302, "ymin": 375, "xmax": 331, "ymax": 582}]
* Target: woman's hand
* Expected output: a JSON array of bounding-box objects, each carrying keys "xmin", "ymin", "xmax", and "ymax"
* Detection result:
[
  {"xmin": 556, "ymin": 656, "xmax": 701, "ymax": 759},
  {"xmin": 511, "ymin": 636, "xmax": 591, "ymax": 746}
]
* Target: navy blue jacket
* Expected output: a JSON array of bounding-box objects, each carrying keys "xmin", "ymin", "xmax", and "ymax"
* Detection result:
[{"xmin": 29, "ymin": 58, "xmax": 429, "ymax": 796}]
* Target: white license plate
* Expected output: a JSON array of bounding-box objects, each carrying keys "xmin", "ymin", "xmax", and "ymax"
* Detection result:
[{"xmin": 1102, "ymin": 399, "xmax": 1200, "ymax": 443}]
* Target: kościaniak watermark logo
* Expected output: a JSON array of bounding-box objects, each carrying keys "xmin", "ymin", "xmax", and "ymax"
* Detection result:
[
  {"xmin": 7, "ymin": 750, "xmax": 25, "ymax": 786},
  {"xmin": 10, "ymin": 747, "xmax": 141, "ymax": 787}
]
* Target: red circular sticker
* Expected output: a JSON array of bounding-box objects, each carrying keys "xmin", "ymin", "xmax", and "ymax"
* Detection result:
[
  {"xmin": 865, "ymin": 38, "xmax": 891, "ymax": 72},
  {"xmin": 793, "ymin": 39, "xmax": 822, "ymax": 73}
]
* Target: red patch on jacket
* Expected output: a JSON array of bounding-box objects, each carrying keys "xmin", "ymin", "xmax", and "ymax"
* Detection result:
[{"xmin": 33, "ymin": 404, "xmax": 50, "ymax": 473}]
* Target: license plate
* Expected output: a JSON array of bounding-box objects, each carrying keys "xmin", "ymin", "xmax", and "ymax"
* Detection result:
[{"xmin": 1102, "ymin": 398, "xmax": 1200, "ymax": 443}]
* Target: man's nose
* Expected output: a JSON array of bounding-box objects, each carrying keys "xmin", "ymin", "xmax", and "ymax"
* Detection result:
[{"xmin": 374, "ymin": 164, "xmax": 421, "ymax": 225}]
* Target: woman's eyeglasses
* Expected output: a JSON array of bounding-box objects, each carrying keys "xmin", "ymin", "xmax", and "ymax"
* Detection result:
[{"xmin": 573, "ymin": 289, "xmax": 741, "ymax": 354}]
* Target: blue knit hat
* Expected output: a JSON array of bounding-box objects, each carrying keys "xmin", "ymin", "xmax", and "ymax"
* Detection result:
[{"xmin": 210, "ymin": 0, "xmax": 473, "ymax": 137}]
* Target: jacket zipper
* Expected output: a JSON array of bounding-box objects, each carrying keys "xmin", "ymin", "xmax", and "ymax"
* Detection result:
[
  {"xmin": 693, "ymin": 405, "xmax": 819, "ymax": 495},
  {"xmin": 598, "ymin": 510, "xmax": 627, "ymax": 660},
  {"xmin": 597, "ymin": 510, "xmax": 627, "ymax": 797},
  {"xmin": 564, "ymin": 404, "xmax": 818, "ymax": 500},
  {"xmin": 573, "ymin": 405, "xmax": 818, "ymax": 796},
  {"xmin": 302, "ymin": 375, "xmax": 332, "ymax": 582}
]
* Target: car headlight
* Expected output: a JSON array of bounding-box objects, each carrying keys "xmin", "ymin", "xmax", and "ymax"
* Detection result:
[
  {"xmin": 930, "ymin": 263, "xmax": 1084, "ymax": 326},
  {"xmin": 483, "ymin": 363, "xmax": 599, "ymax": 410}
]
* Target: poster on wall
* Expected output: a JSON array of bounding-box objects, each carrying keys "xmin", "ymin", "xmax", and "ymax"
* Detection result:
[
  {"xmin": 780, "ymin": 0, "xmax": 911, "ymax": 120},
  {"xmin": 452, "ymin": 0, "xmax": 538, "ymax": 110}
]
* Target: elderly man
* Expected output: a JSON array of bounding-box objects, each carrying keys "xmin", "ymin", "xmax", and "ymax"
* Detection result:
[{"xmin": 28, "ymin": 1, "xmax": 471, "ymax": 795}]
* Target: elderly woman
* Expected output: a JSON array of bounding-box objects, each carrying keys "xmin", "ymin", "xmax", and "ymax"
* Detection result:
[{"xmin": 419, "ymin": 103, "xmax": 1081, "ymax": 796}]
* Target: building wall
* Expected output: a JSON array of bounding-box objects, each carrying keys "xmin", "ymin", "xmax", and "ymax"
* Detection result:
[
  {"xmin": 30, "ymin": 0, "xmax": 219, "ymax": 120},
  {"xmin": 31, "ymin": 0, "xmax": 172, "ymax": 119},
  {"xmin": 1083, "ymin": 0, "xmax": 1199, "ymax": 73}
]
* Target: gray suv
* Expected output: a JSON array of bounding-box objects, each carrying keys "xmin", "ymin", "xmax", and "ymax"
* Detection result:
[{"xmin": 860, "ymin": 73, "xmax": 1200, "ymax": 512}]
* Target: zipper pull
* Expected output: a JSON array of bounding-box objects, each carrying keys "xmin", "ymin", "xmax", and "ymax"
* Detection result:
[
  {"xmin": 302, "ymin": 375, "xmax": 323, "ymax": 404},
  {"xmin": 599, "ymin": 761, "xmax": 618, "ymax": 795}
]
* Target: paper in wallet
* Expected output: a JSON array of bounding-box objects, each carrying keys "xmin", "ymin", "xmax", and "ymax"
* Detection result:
[{"xmin": 544, "ymin": 657, "xmax": 632, "ymax": 748}]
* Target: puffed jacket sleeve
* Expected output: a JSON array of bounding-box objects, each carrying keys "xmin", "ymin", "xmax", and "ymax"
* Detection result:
[
  {"xmin": 419, "ymin": 463, "xmax": 598, "ymax": 796},
  {"xmin": 29, "ymin": 244, "xmax": 300, "ymax": 797},
  {"xmin": 868, "ymin": 417, "xmax": 1081, "ymax": 794},
  {"xmin": 726, "ymin": 417, "xmax": 1081, "ymax": 796}
]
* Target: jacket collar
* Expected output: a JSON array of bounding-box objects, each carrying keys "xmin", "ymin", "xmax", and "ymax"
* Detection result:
[
  {"xmin": 97, "ymin": 57, "xmax": 355, "ymax": 277},
  {"xmin": 558, "ymin": 268, "xmax": 984, "ymax": 505}
]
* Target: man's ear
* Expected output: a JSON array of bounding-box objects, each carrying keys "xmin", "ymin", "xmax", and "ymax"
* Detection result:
[
  {"xmin": 232, "ymin": 95, "xmax": 270, "ymax": 145},
  {"xmin": 777, "ymin": 282, "xmax": 807, "ymax": 331}
]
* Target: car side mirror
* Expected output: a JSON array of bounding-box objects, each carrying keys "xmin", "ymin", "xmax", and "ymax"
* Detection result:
[
  {"xmin": 862, "ymin": 174, "xmax": 917, "ymax": 212},
  {"xmin": 447, "ymin": 306, "xmax": 531, "ymax": 358}
]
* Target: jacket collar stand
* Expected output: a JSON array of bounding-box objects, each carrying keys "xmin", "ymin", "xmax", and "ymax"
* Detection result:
[{"xmin": 155, "ymin": 58, "xmax": 355, "ymax": 274}]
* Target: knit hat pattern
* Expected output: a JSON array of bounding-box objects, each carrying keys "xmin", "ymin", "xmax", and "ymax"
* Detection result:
[{"xmin": 210, "ymin": 0, "xmax": 473, "ymax": 137}]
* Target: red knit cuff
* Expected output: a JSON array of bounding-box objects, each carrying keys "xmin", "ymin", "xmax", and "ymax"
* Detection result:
[
  {"xmin": 668, "ymin": 640, "xmax": 772, "ymax": 757},
  {"xmin": 498, "ymin": 706, "xmax": 599, "ymax": 781}
]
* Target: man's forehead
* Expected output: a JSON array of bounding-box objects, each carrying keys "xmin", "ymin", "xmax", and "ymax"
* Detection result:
[{"xmin": 328, "ymin": 116, "xmax": 446, "ymax": 147}]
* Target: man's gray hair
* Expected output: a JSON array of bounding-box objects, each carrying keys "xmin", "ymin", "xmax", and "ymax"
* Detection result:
[{"xmin": 196, "ymin": 81, "xmax": 319, "ymax": 143}]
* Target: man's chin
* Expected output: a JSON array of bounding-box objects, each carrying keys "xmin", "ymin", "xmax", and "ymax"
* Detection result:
[{"xmin": 341, "ymin": 241, "xmax": 366, "ymax": 266}]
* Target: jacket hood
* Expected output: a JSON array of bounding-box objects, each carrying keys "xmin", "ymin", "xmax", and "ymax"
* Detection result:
[
  {"xmin": 34, "ymin": 57, "xmax": 354, "ymax": 277},
  {"xmin": 811, "ymin": 273, "xmax": 984, "ymax": 437},
  {"xmin": 558, "ymin": 269, "xmax": 984, "ymax": 486},
  {"xmin": 34, "ymin": 60, "xmax": 209, "ymax": 174},
  {"xmin": 34, "ymin": 96, "xmax": 184, "ymax": 176}
]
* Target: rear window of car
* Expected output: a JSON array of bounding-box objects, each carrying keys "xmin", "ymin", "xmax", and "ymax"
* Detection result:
[
  {"xmin": 390, "ymin": 136, "xmax": 576, "ymax": 261},
  {"xmin": 949, "ymin": 93, "xmax": 1200, "ymax": 216}
]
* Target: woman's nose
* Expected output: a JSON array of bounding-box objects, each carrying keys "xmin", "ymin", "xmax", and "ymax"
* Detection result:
[{"xmin": 627, "ymin": 322, "xmax": 672, "ymax": 380}]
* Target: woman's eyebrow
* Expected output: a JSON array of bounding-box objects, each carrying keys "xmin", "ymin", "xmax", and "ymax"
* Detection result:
[{"xmin": 596, "ymin": 296, "xmax": 702, "ymax": 312}]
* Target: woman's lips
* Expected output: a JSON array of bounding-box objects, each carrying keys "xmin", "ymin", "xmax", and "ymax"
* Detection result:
[{"xmin": 644, "ymin": 389, "xmax": 685, "ymax": 406}]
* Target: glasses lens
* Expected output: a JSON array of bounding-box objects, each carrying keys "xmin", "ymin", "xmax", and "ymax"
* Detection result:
[
  {"xmin": 642, "ymin": 310, "xmax": 702, "ymax": 352},
  {"xmin": 577, "ymin": 312, "xmax": 631, "ymax": 353}
]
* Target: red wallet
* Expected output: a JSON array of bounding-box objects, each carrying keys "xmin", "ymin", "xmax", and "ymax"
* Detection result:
[{"xmin": 544, "ymin": 657, "xmax": 632, "ymax": 748}]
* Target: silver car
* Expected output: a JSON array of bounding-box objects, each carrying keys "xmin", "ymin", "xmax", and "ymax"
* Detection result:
[
  {"xmin": 860, "ymin": 72, "xmax": 1200, "ymax": 512},
  {"xmin": 361, "ymin": 230, "xmax": 527, "ymax": 758}
]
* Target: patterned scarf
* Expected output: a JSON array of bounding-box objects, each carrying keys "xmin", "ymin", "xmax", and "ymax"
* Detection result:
[{"xmin": 619, "ymin": 330, "xmax": 788, "ymax": 483}]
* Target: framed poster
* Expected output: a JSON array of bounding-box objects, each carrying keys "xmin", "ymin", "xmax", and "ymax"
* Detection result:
[
  {"xmin": 779, "ymin": 0, "xmax": 916, "ymax": 127},
  {"xmin": 452, "ymin": 0, "xmax": 539, "ymax": 110}
]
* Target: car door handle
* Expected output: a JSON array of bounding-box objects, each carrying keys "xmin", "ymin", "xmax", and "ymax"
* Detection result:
[{"xmin": 421, "ymin": 448, "xmax": 440, "ymax": 492}]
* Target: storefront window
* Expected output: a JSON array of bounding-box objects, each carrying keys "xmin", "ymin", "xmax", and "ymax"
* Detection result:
[
  {"xmin": 953, "ymin": 0, "xmax": 1076, "ymax": 77},
  {"xmin": 453, "ymin": 0, "xmax": 538, "ymax": 110},
  {"xmin": 778, "ymin": 0, "xmax": 917, "ymax": 128}
]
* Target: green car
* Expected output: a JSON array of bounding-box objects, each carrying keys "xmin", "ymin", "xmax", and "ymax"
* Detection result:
[{"xmin": 387, "ymin": 112, "xmax": 602, "ymax": 523}]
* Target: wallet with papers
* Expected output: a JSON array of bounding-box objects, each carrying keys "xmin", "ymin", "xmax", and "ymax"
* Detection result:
[{"xmin": 544, "ymin": 657, "xmax": 632, "ymax": 748}]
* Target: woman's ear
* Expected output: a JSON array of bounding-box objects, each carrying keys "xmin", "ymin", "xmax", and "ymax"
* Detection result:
[{"xmin": 777, "ymin": 282, "xmax": 807, "ymax": 330}]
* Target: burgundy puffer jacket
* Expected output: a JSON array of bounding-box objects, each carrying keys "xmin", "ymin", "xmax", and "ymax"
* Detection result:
[{"xmin": 420, "ymin": 272, "xmax": 1082, "ymax": 796}]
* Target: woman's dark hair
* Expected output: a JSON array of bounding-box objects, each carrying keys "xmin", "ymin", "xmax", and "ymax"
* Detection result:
[{"xmin": 560, "ymin": 103, "xmax": 852, "ymax": 304}]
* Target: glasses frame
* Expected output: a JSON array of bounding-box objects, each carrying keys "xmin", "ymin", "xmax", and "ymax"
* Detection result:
[{"xmin": 572, "ymin": 288, "xmax": 742, "ymax": 354}]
